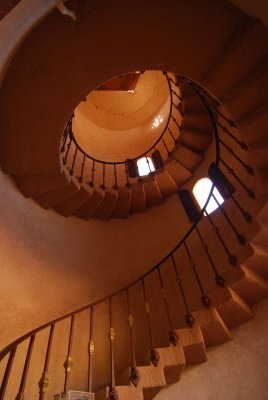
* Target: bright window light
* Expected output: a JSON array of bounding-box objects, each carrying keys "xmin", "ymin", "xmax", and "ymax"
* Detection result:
[
  {"xmin": 193, "ymin": 178, "xmax": 224, "ymax": 215},
  {"xmin": 137, "ymin": 157, "xmax": 155, "ymax": 176},
  {"xmin": 152, "ymin": 115, "xmax": 163, "ymax": 129}
]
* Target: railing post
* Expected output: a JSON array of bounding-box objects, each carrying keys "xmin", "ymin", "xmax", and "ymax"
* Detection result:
[
  {"xmin": 16, "ymin": 335, "xmax": 35, "ymax": 400},
  {"xmin": 88, "ymin": 307, "xmax": 94, "ymax": 393},
  {"xmin": 39, "ymin": 324, "xmax": 55, "ymax": 400},
  {"xmin": 126, "ymin": 289, "xmax": 140, "ymax": 387},
  {"xmin": 63, "ymin": 315, "xmax": 75, "ymax": 393},
  {"xmin": 107, "ymin": 298, "xmax": 118, "ymax": 400},
  {"xmin": 0, "ymin": 347, "xmax": 17, "ymax": 400}
]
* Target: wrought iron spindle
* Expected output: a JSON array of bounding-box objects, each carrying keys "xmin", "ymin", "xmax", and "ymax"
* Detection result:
[
  {"xmin": 126, "ymin": 289, "xmax": 140, "ymax": 387},
  {"xmin": 212, "ymin": 193, "xmax": 246, "ymax": 245},
  {"xmin": 220, "ymin": 157, "xmax": 255, "ymax": 198},
  {"xmin": 215, "ymin": 120, "xmax": 248, "ymax": 150},
  {"xmin": 171, "ymin": 89, "xmax": 182, "ymax": 101},
  {"xmin": 161, "ymin": 138, "xmax": 170, "ymax": 156},
  {"xmin": 63, "ymin": 315, "xmax": 75, "ymax": 393},
  {"xmin": 100, "ymin": 163, "xmax": 106, "ymax": 190},
  {"xmin": 125, "ymin": 162, "xmax": 130, "ymax": 188},
  {"xmin": 157, "ymin": 267, "xmax": 178, "ymax": 346},
  {"xmin": 170, "ymin": 114, "xmax": 182, "ymax": 130},
  {"xmin": 107, "ymin": 298, "xmax": 117, "ymax": 400},
  {"xmin": 145, "ymin": 155, "xmax": 152, "ymax": 174},
  {"xmin": 212, "ymin": 107, "xmax": 236, "ymax": 127},
  {"xmin": 79, "ymin": 154, "xmax": 86, "ymax": 183},
  {"xmin": 61, "ymin": 125, "xmax": 70, "ymax": 153},
  {"xmin": 0, "ymin": 347, "xmax": 17, "ymax": 400},
  {"xmin": 63, "ymin": 137, "xmax": 73, "ymax": 165},
  {"xmin": 39, "ymin": 324, "xmax": 55, "ymax": 400},
  {"xmin": 171, "ymin": 254, "xmax": 195, "ymax": 327},
  {"xmin": 113, "ymin": 164, "xmax": 118, "ymax": 189},
  {"xmin": 205, "ymin": 211, "xmax": 237, "ymax": 266},
  {"xmin": 167, "ymin": 127, "xmax": 177, "ymax": 143},
  {"xmin": 69, "ymin": 147, "xmax": 78, "ymax": 176},
  {"xmin": 228, "ymin": 193, "xmax": 252, "ymax": 222},
  {"xmin": 88, "ymin": 307, "xmax": 94, "ymax": 393},
  {"xmin": 219, "ymin": 138, "xmax": 254, "ymax": 175},
  {"xmin": 89, "ymin": 160, "xmax": 95, "ymax": 187},
  {"xmin": 15, "ymin": 335, "xmax": 35, "ymax": 400},
  {"xmin": 183, "ymin": 243, "xmax": 212, "ymax": 308},
  {"xmin": 141, "ymin": 279, "xmax": 160, "ymax": 367},
  {"xmin": 195, "ymin": 227, "xmax": 225, "ymax": 287}
]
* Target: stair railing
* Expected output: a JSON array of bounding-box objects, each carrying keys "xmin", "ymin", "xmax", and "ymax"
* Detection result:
[{"xmin": 0, "ymin": 79, "xmax": 257, "ymax": 400}]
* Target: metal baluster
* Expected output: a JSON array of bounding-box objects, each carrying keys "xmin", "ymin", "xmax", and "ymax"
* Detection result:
[
  {"xmin": 162, "ymin": 138, "xmax": 170, "ymax": 156},
  {"xmin": 126, "ymin": 289, "xmax": 140, "ymax": 387},
  {"xmin": 171, "ymin": 254, "xmax": 195, "ymax": 327},
  {"xmin": 212, "ymin": 193, "xmax": 246, "ymax": 245},
  {"xmin": 63, "ymin": 137, "xmax": 73, "ymax": 165},
  {"xmin": 171, "ymin": 89, "xmax": 182, "ymax": 101},
  {"xmin": 107, "ymin": 298, "xmax": 118, "ymax": 400},
  {"xmin": 100, "ymin": 163, "xmax": 106, "ymax": 190},
  {"xmin": 220, "ymin": 158, "xmax": 255, "ymax": 198},
  {"xmin": 145, "ymin": 155, "xmax": 152, "ymax": 175},
  {"xmin": 63, "ymin": 315, "xmax": 75, "ymax": 393},
  {"xmin": 183, "ymin": 243, "xmax": 212, "ymax": 308},
  {"xmin": 39, "ymin": 324, "xmax": 55, "ymax": 400},
  {"xmin": 113, "ymin": 164, "xmax": 118, "ymax": 189},
  {"xmin": 16, "ymin": 335, "xmax": 35, "ymax": 400},
  {"xmin": 215, "ymin": 120, "xmax": 248, "ymax": 150},
  {"xmin": 205, "ymin": 211, "xmax": 237, "ymax": 266},
  {"xmin": 212, "ymin": 107, "xmax": 236, "ymax": 128},
  {"xmin": 170, "ymin": 114, "xmax": 182, "ymax": 130},
  {"xmin": 69, "ymin": 147, "xmax": 78, "ymax": 175},
  {"xmin": 195, "ymin": 227, "xmax": 225, "ymax": 287},
  {"xmin": 88, "ymin": 307, "xmax": 94, "ymax": 393},
  {"xmin": 228, "ymin": 193, "xmax": 252, "ymax": 223},
  {"xmin": 0, "ymin": 347, "xmax": 17, "ymax": 400},
  {"xmin": 79, "ymin": 154, "xmax": 86, "ymax": 183},
  {"xmin": 141, "ymin": 279, "xmax": 160, "ymax": 366},
  {"xmin": 219, "ymin": 138, "xmax": 254, "ymax": 175},
  {"xmin": 157, "ymin": 267, "xmax": 178, "ymax": 346},
  {"xmin": 89, "ymin": 160, "xmax": 95, "ymax": 187},
  {"xmin": 125, "ymin": 162, "xmax": 130, "ymax": 188},
  {"xmin": 167, "ymin": 127, "xmax": 177, "ymax": 144},
  {"xmin": 61, "ymin": 124, "xmax": 70, "ymax": 153}
]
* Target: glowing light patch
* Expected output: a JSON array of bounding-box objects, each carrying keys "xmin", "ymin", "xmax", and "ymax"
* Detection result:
[
  {"xmin": 137, "ymin": 157, "xmax": 155, "ymax": 176},
  {"xmin": 152, "ymin": 115, "xmax": 163, "ymax": 129},
  {"xmin": 193, "ymin": 177, "xmax": 224, "ymax": 215}
]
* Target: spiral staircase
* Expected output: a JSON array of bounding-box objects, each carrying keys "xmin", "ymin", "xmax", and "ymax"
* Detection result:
[{"xmin": 0, "ymin": 1, "xmax": 268, "ymax": 400}]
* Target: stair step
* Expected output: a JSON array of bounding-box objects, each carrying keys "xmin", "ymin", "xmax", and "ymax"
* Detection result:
[
  {"xmin": 172, "ymin": 145, "xmax": 204, "ymax": 171},
  {"xmin": 205, "ymin": 20, "xmax": 268, "ymax": 99},
  {"xmin": 243, "ymin": 253, "xmax": 268, "ymax": 280},
  {"xmin": 74, "ymin": 189, "xmax": 104, "ymax": 220},
  {"xmin": 154, "ymin": 170, "xmax": 179, "ymax": 198},
  {"xmin": 144, "ymin": 179, "xmax": 163, "ymax": 207},
  {"xmin": 193, "ymin": 307, "xmax": 231, "ymax": 346},
  {"xmin": 179, "ymin": 127, "xmax": 212, "ymax": 152},
  {"xmin": 112, "ymin": 187, "xmax": 131, "ymax": 218},
  {"xmin": 230, "ymin": 266, "xmax": 268, "ymax": 305},
  {"xmin": 13, "ymin": 172, "xmax": 70, "ymax": 198},
  {"xmin": 157, "ymin": 345, "xmax": 185, "ymax": 385},
  {"xmin": 179, "ymin": 80, "xmax": 196, "ymax": 98},
  {"xmin": 251, "ymin": 229, "xmax": 268, "ymax": 256},
  {"xmin": 183, "ymin": 112, "xmax": 213, "ymax": 134},
  {"xmin": 176, "ymin": 325, "xmax": 207, "ymax": 365},
  {"xmin": 182, "ymin": 94, "xmax": 207, "ymax": 114},
  {"xmin": 34, "ymin": 178, "xmax": 79, "ymax": 209},
  {"xmin": 130, "ymin": 184, "xmax": 146, "ymax": 213},
  {"xmin": 210, "ymin": 287, "xmax": 253, "ymax": 327},
  {"xmin": 55, "ymin": 184, "xmax": 91, "ymax": 216},
  {"xmin": 93, "ymin": 190, "xmax": 118, "ymax": 220},
  {"xmin": 164, "ymin": 159, "xmax": 192, "ymax": 187},
  {"xmin": 256, "ymin": 203, "xmax": 268, "ymax": 229}
]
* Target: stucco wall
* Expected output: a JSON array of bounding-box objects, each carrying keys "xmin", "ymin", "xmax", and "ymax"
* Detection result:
[{"xmin": 156, "ymin": 299, "xmax": 268, "ymax": 400}]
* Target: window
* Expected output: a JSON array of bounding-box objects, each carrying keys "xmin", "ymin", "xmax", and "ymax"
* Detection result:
[
  {"xmin": 137, "ymin": 157, "xmax": 155, "ymax": 176},
  {"xmin": 193, "ymin": 177, "xmax": 224, "ymax": 215}
]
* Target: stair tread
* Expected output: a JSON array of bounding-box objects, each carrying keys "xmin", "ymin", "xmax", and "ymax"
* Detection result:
[
  {"xmin": 93, "ymin": 190, "xmax": 118, "ymax": 220},
  {"xmin": 182, "ymin": 112, "xmax": 213, "ymax": 134},
  {"xmin": 172, "ymin": 145, "xmax": 204, "ymax": 171},
  {"xmin": 180, "ymin": 127, "xmax": 212, "ymax": 152},
  {"xmin": 112, "ymin": 187, "xmax": 131, "ymax": 218},
  {"xmin": 130, "ymin": 184, "xmax": 146, "ymax": 213},
  {"xmin": 13, "ymin": 172, "xmax": 70, "ymax": 198},
  {"xmin": 74, "ymin": 189, "xmax": 104, "ymax": 220},
  {"xmin": 243, "ymin": 253, "xmax": 268, "ymax": 280},
  {"xmin": 176, "ymin": 325, "xmax": 207, "ymax": 365},
  {"xmin": 164, "ymin": 159, "xmax": 192, "ymax": 187},
  {"xmin": 143, "ymin": 178, "xmax": 163, "ymax": 207},
  {"xmin": 34, "ymin": 178, "xmax": 79, "ymax": 209},
  {"xmin": 55, "ymin": 184, "xmax": 91, "ymax": 216},
  {"xmin": 154, "ymin": 170, "xmax": 179, "ymax": 197}
]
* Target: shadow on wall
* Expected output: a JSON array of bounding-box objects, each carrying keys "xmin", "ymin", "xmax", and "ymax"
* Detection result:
[{"xmin": 155, "ymin": 299, "xmax": 268, "ymax": 400}]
